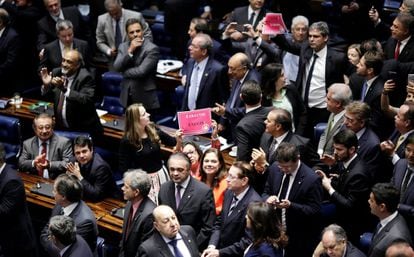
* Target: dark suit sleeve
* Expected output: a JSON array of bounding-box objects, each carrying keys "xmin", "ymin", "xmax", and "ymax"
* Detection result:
[
  {"xmin": 0, "ymin": 31, "xmax": 21, "ymax": 78},
  {"xmin": 235, "ymin": 123, "xmax": 252, "ymax": 162},
  {"xmin": 289, "ymin": 177, "xmax": 323, "ymax": 217},
  {"xmin": 67, "ymin": 72, "xmax": 96, "ymax": 105},
  {"xmin": 75, "ymin": 218, "xmax": 96, "ymax": 245},
  {"xmin": 40, "ymin": 207, "xmax": 61, "ymax": 257},
  {"xmin": 197, "ymin": 188, "xmax": 216, "ymax": 248},
  {"xmin": 115, "ymin": 44, "xmax": 160, "ymax": 79},
  {"xmin": 80, "ymin": 164, "xmax": 113, "ymax": 202},
  {"xmin": 0, "ymin": 179, "xmax": 25, "ymax": 218},
  {"xmin": 272, "ymin": 34, "xmax": 301, "ymax": 56},
  {"xmin": 258, "ymin": 40, "xmax": 280, "ymax": 62},
  {"xmin": 330, "ymin": 173, "xmax": 369, "ymax": 209}
]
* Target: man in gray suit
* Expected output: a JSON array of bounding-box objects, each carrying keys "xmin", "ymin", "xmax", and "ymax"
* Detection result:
[
  {"xmin": 18, "ymin": 113, "xmax": 72, "ymax": 179},
  {"xmin": 138, "ymin": 205, "xmax": 200, "ymax": 257},
  {"xmin": 318, "ymin": 83, "xmax": 352, "ymax": 156},
  {"xmin": 368, "ymin": 183, "xmax": 413, "ymax": 257},
  {"xmin": 114, "ymin": 18, "xmax": 160, "ymax": 112},
  {"xmin": 96, "ymin": 0, "xmax": 152, "ymax": 66},
  {"xmin": 40, "ymin": 174, "xmax": 98, "ymax": 257}
]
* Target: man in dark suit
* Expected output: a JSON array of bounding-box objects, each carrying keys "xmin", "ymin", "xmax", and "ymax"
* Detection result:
[
  {"xmin": 18, "ymin": 113, "xmax": 73, "ymax": 179},
  {"xmin": 0, "ymin": 8, "xmax": 22, "ymax": 96},
  {"xmin": 66, "ymin": 136, "xmax": 117, "ymax": 202},
  {"xmin": 40, "ymin": 174, "xmax": 98, "ymax": 257},
  {"xmin": 0, "ymin": 143, "xmax": 37, "ymax": 257},
  {"xmin": 273, "ymin": 21, "xmax": 346, "ymax": 139},
  {"xmin": 40, "ymin": 49, "xmax": 103, "ymax": 136},
  {"xmin": 47, "ymin": 215, "xmax": 93, "ymax": 257},
  {"xmin": 354, "ymin": 50, "xmax": 394, "ymax": 139},
  {"xmin": 114, "ymin": 18, "xmax": 160, "ymax": 113},
  {"xmin": 39, "ymin": 19, "xmax": 90, "ymax": 71},
  {"xmin": 213, "ymin": 52, "xmax": 260, "ymax": 142},
  {"xmin": 202, "ymin": 161, "xmax": 262, "ymax": 257},
  {"xmin": 343, "ymin": 101, "xmax": 383, "ymax": 183},
  {"xmin": 158, "ymin": 153, "xmax": 216, "ymax": 250},
  {"xmin": 138, "ymin": 205, "xmax": 200, "ymax": 257},
  {"xmin": 313, "ymin": 224, "xmax": 366, "ymax": 257},
  {"xmin": 391, "ymin": 134, "xmax": 414, "ymax": 239},
  {"xmin": 235, "ymin": 80, "xmax": 270, "ymax": 162},
  {"xmin": 264, "ymin": 142, "xmax": 323, "ymax": 257},
  {"xmin": 252, "ymin": 108, "xmax": 320, "ymax": 194},
  {"xmin": 118, "ymin": 169, "xmax": 156, "ymax": 257},
  {"xmin": 384, "ymin": 13, "xmax": 414, "ymax": 63},
  {"xmin": 368, "ymin": 183, "xmax": 413, "ymax": 257},
  {"xmin": 318, "ymin": 83, "xmax": 352, "ymax": 156},
  {"xmin": 37, "ymin": 0, "xmax": 87, "ymax": 51},
  {"xmin": 316, "ymin": 129, "xmax": 372, "ymax": 244},
  {"xmin": 181, "ymin": 33, "xmax": 228, "ymax": 112}
]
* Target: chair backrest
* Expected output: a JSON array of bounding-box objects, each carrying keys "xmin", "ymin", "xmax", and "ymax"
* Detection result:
[
  {"xmin": 100, "ymin": 96, "xmax": 125, "ymax": 116},
  {"xmin": 174, "ymin": 85, "xmax": 185, "ymax": 110},
  {"xmin": 54, "ymin": 130, "xmax": 90, "ymax": 142},
  {"xmin": 314, "ymin": 122, "xmax": 327, "ymax": 144},
  {"xmin": 101, "ymin": 71, "xmax": 123, "ymax": 97},
  {"xmin": 0, "ymin": 114, "xmax": 22, "ymax": 162}
]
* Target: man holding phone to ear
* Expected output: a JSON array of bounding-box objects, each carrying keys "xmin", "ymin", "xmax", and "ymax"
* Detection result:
[{"xmin": 114, "ymin": 18, "xmax": 160, "ymax": 113}]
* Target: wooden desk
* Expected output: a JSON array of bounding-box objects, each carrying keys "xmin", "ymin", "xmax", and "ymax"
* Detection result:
[{"xmin": 19, "ymin": 172, "xmax": 124, "ymax": 242}]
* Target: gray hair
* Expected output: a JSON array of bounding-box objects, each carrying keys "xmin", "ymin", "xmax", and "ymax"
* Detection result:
[
  {"xmin": 403, "ymin": 0, "xmax": 414, "ymax": 13},
  {"xmin": 322, "ymin": 224, "xmax": 348, "ymax": 242},
  {"xmin": 123, "ymin": 169, "xmax": 151, "ymax": 197},
  {"xmin": 49, "ymin": 215, "xmax": 77, "ymax": 246},
  {"xmin": 291, "ymin": 15, "xmax": 309, "ymax": 29},
  {"xmin": 328, "ymin": 83, "xmax": 353, "ymax": 107},
  {"xmin": 309, "ymin": 21, "xmax": 329, "ymax": 37},
  {"xmin": 193, "ymin": 33, "xmax": 213, "ymax": 55},
  {"xmin": 56, "ymin": 19, "xmax": 73, "ymax": 33}
]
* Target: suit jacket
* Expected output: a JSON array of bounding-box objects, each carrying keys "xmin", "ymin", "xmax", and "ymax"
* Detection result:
[
  {"xmin": 0, "ymin": 165, "xmax": 37, "ymax": 257},
  {"xmin": 0, "ymin": 26, "xmax": 21, "ymax": 96},
  {"xmin": 384, "ymin": 37, "xmax": 414, "ymax": 63},
  {"xmin": 318, "ymin": 112, "xmax": 345, "ymax": 155},
  {"xmin": 119, "ymin": 197, "xmax": 156, "ymax": 257},
  {"xmin": 114, "ymin": 39, "xmax": 160, "ymax": 110},
  {"xmin": 182, "ymin": 57, "xmax": 229, "ymax": 111},
  {"xmin": 210, "ymin": 188, "xmax": 262, "ymax": 257},
  {"xmin": 62, "ymin": 235, "xmax": 93, "ymax": 257},
  {"xmin": 18, "ymin": 134, "xmax": 73, "ymax": 179},
  {"xmin": 40, "ymin": 201, "xmax": 98, "ymax": 257},
  {"xmin": 37, "ymin": 6, "xmax": 85, "ymax": 51},
  {"xmin": 39, "ymin": 38, "xmax": 90, "ymax": 71},
  {"xmin": 330, "ymin": 156, "xmax": 372, "ymax": 242},
  {"xmin": 138, "ymin": 225, "xmax": 200, "ymax": 257},
  {"xmin": 391, "ymin": 159, "xmax": 414, "ymax": 237},
  {"xmin": 235, "ymin": 106, "xmax": 271, "ymax": 162},
  {"xmin": 75, "ymin": 153, "xmax": 117, "ymax": 202},
  {"xmin": 96, "ymin": 8, "xmax": 152, "ymax": 56},
  {"xmin": 244, "ymin": 242, "xmax": 284, "ymax": 257},
  {"xmin": 357, "ymin": 128, "xmax": 382, "ymax": 184},
  {"xmin": 320, "ymin": 242, "xmax": 366, "ymax": 257},
  {"xmin": 46, "ymin": 67, "xmax": 103, "ymax": 135},
  {"xmin": 368, "ymin": 214, "xmax": 413, "ymax": 257},
  {"xmin": 227, "ymin": 6, "xmax": 267, "ymax": 29},
  {"xmin": 263, "ymin": 162, "xmax": 323, "ymax": 257},
  {"xmin": 158, "ymin": 177, "xmax": 216, "ymax": 249}
]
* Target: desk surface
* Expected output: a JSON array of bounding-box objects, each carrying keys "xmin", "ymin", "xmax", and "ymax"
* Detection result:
[{"xmin": 20, "ymin": 172, "xmax": 125, "ymax": 234}]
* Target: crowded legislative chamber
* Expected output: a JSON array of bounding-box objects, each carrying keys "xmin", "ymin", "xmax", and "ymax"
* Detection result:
[{"xmin": 1, "ymin": 0, "xmax": 414, "ymax": 256}]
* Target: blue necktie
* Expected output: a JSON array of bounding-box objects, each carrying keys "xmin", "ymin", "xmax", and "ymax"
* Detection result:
[
  {"xmin": 188, "ymin": 64, "xmax": 199, "ymax": 110},
  {"xmin": 361, "ymin": 81, "xmax": 368, "ymax": 101},
  {"xmin": 115, "ymin": 19, "xmax": 122, "ymax": 48},
  {"xmin": 230, "ymin": 80, "xmax": 242, "ymax": 108},
  {"xmin": 168, "ymin": 238, "xmax": 184, "ymax": 257}
]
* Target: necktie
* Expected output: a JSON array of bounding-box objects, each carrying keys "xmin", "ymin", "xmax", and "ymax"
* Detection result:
[
  {"xmin": 326, "ymin": 115, "xmax": 334, "ymax": 136},
  {"xmin": 168, "ymin": 238, "xmax": 184, "ymax": 257},
  {"xmin": 279, "ymin": 174, "xmax": 291, "ymax": 200},
  {"xmin": 187, "ymin": 64, "xmax": 199, "ymax": 110},
  {"xmin": 394, "ymin": 41, "xmax": 401, "ymax": 60},
  {"xmin": 56, "ymin": 77, "xmax": 68, "ymax": 126},
  {"xmin": 126, "ymin": 206, "xmax": 134, "ymax": 236},
  {"xmin": 372, "ymin": 222, "xmax": 382, "ymax": 240},
  {"xmin": 395, "ymin": 135, "xmax": 405, "ymax": 152},
  {"xmin": 268, "ymin": 138, "xmax": 278, "ymax": 164},
  {"xmin": 38, "ymin": 142, "xmax": 48, "ymax": 177},
  {"xmin": 63, "ymin": 45, "xmax": 71, "ymax": 56},
  {"xmin": 228, "ymin": 195, "xmax": 238, "ymax": 216},
  {"xmin": 303, "ymin": 53, "xmax": 318, "ymax": 107},
  {"xmin": 248, "ymin": 12, "xmax": 256, "ymax": 25},
  {"xmin": 401, "ymin": 168, "xmax": 413, "ymax": 201},
  {"xmin": 115, "ymin": 18, "xmax": 122, "ymax": 48},
  {"xmin": 175, "ymin": 185, "xmax": 182, "ymax": 208},
  {"xmin": 361, "ymin": 81, "xmax": 368, "ymax": 101},
  {"xmin": 230, "ymin": 80, "xmax": 242, "ymax": 108}
]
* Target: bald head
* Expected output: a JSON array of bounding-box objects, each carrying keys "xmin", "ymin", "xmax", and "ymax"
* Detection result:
[
  {"xmin": 228, "ymin": 53, "xmax": 250, "ymax": 80},
  {"xmin": 153, "ymin": 205, "xmax": 180, "ymax": 239},
  {"xmin": 62, "ymin": 50, "xmax": 82, "ymax": 76},
  {"xmin": 386, "ymin": 241, "xmax": 414, "ymax": 257}
]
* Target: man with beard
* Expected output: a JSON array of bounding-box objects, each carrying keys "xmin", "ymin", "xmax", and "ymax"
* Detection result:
[
  {"xmin": 316, "ymin": 129, "xmax": 372, "ymax": 244},
  {"xmin": 40, "ymin": 49, "xmax": 103, "ymax": 136}
]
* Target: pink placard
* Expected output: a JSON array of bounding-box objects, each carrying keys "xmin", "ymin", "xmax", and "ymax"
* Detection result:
[
  {"xmin": 263, "ymin": 13, "xmax": 287, "ymax": 35},
  {"xmin": 177, "ymin": 108, "xmax": 212, "ymax": 135}
]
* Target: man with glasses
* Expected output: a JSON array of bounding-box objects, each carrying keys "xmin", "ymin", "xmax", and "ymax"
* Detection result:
[
  {"xmin": 158, "ymin": 153, "xmax": 216, "ymax": 250},
  {"xmin": 264, "ymin": 142, "xmax": 323, "ymax": 257},
  {"xmin": 202, "ymin": 161, "xmax": 261, "ymax": 257},
  {"xmin": 18, "ymin": 113, "xmax": 72, "ymax": 179}
]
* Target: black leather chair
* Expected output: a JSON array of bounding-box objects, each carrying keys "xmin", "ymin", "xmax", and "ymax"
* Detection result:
[
  {"xmin": 100, "ymin": 71, "xmax": 125, "ymax": 116},
  {"xmin": 0, "ymin": 114, "xmax": 22, "ymax": 165}
]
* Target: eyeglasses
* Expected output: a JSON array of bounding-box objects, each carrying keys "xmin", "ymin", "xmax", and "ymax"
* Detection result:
[
  {"xmin": 227, "ymin": 174, "xmax": 242, "ymax": 180},
  {"xmin": 228, "ymin": 66, "xmax": 246, "ymax": 72}
]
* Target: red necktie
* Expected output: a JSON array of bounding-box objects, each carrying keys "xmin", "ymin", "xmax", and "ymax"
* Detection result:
[
  {"xmin": 38, "ymin": 142, "xmax": 47, "ymax": 177},
  {"xmin": 394, "ymin": 41, "xmax": 401, "ymax": 60},
  {"xmin": 56, "ymin": 78, "xmax": 67, "ymax": 126}
]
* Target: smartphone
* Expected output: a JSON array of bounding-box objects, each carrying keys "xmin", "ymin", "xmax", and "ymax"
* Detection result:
[
  {"xmin": 235, "ymin": 24, "xmax": 245, "ymax": 32},
  {"xmin": 388, "ymin": 71, "xmax": 398, "ymax": 81}
]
